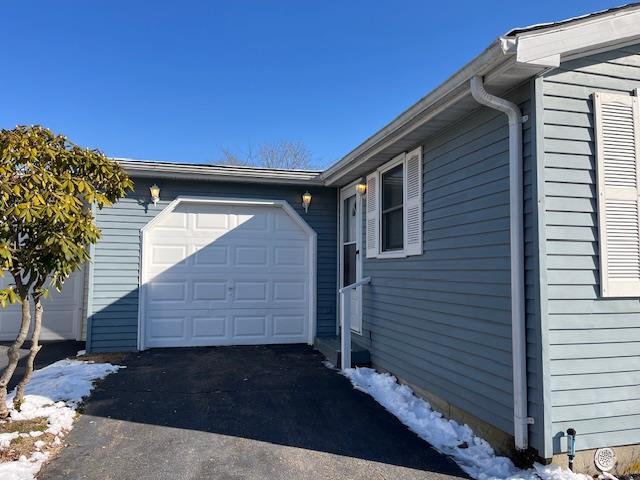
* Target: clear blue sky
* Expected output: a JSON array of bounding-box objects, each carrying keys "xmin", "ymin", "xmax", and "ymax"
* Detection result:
[{"xmin": 3, "ymin": 1, "xmax": 623, "ymax": 168}]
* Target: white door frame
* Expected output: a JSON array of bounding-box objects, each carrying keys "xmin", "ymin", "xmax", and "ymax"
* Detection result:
[
  {"xmin": 137, "ymin": 196, "xmax": 317, "ymax": 351},
  {"xmin": 339, "ymin": 181, "xmax": 363, "ymax": 334}
]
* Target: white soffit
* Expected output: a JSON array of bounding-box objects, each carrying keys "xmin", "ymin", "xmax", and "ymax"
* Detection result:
[
  {"xmin": 506, "ymin": 5, "xmax": 640, "ymax": 67},
  {"xmin": 322, "ymin": 4, "xmax": 640, "ymax": 187}
]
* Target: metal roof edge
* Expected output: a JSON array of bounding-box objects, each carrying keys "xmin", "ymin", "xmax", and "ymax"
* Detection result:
[
  {"xmin": 320, "ymin": 3, "xmax": 640, "ymax": 186},
  {"xmin": 117, "ymin": 159, "xmax": 325, "ymax": 186}
]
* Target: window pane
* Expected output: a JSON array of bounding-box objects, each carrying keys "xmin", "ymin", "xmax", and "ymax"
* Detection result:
[
  {"xmin": 343, "ymin": 243, "xmax": 356, "ymax": 286},
  {"xmin": 382, "ymin": 164, "xmax": 403, "ymax": 210},
  {"xmin": 382, "ymin": 208, "xmax": 403, "ymax": 251},
  {"xmin": 343, "ymin": 195, "xmax": 357, "ymax": 243},
  {"xmin": 381, "ymin": 163, "xmax": 404, "ymax": 252}
]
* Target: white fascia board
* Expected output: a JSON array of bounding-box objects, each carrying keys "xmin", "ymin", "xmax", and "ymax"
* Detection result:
[
  {"xmin": 118, "ymin": 160, "xmax": 323, "ymax": 186},
  {"xmin": 512, "ymin": 6, "xmax": 640, "ymax": 66},
  {"xmin": 320, "ymin": 40, "xmax": 507, "ymax": 185},
  {"xmin": 322, "ymin": 6, "xmax": 640, "ymax": 187}
]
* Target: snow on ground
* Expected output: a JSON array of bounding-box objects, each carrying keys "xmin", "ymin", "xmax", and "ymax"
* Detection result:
[
  {"xmin": 0, "ymin": 359, "xmax": 122, "ymax": 480},
  {"xmin": 344, "ymin": 367, "xmax": 593, "ymax": 480}
]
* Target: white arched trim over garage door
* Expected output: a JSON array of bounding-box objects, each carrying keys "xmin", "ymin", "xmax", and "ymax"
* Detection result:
[{"xmin": 137, "ymin": 197, "xmax": 317, "ymax": 351}]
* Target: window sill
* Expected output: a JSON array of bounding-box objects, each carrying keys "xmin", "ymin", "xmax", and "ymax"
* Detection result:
[{"xmin": 376, "ymin": 250, "xmax": 408, "ymax": 259}]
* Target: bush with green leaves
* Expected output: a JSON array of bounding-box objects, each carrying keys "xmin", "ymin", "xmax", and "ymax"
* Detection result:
[{"xmin": 0, "ymin": 125, "xmax": 132, "ymax": 417}]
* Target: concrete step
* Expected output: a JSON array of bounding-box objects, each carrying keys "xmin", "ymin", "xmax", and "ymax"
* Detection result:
[{"xmin": 314, "ymin": 336, "xmax": 371, "ymax": 368}]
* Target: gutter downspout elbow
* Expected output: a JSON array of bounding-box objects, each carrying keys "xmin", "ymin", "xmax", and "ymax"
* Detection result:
[{"xmin": 469, "ymin": 75, "xmax": 529, "ymax": 451}]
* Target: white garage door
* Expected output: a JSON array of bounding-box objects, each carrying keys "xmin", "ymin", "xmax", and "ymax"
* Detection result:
[
  {"xmin": 142, "ymin": 200, "xmax": 314, "ymax": 349},
  {"xmin": 0, "ymin": 269, "xmax": 84, "ymax": 341}
]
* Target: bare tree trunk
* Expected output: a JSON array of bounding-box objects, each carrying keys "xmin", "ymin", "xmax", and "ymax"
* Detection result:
[
  {"xmin": 0, "ymin": 295, "xmax": 31, "ymax": 418},
  {"xmin": 14, "ymin": 293, "xmax": 43, "ymax": 410}
]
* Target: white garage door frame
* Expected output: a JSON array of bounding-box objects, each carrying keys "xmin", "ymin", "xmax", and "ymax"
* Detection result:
[
  {"xmin": 137, "ymin": 196, "xmax": 317, "ymax": 351},
  {"xmin": 0, "ymin": 266, "xmax": 86, "ymax": 342}
]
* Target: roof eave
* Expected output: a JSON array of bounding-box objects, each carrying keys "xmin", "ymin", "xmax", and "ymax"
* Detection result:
[
  {"xmin": 320, "ymin": 40, "xmax": 510, "ymax": 186},
  {"xmin": 321, "ymin": 4, "xmax": 640, "ymax": 187},
  {"xmin": 119, "ymin": 160, "xmax": 325, "ymax": 186}
]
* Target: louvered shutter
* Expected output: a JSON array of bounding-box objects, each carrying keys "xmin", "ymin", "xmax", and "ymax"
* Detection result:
[
  {"xmin": 366, "ymin": 171, "xmax": 380, "ymax": 258},
  {"xmin": 404, "ymin": 147, "xmax": 423, "ymax": 256},
  {"xmin": 593, "ymin": 92, "xmax": 640, "ymax": 297}
]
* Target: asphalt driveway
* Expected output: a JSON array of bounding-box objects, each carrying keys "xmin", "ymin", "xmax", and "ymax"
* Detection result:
[
  {"xmin": 0, "ymin": 340, "xmax": 85, "ymax": 390},
  {"xmin": 40, "ymin": 345, "xmax": 467, "ymax": 480}
]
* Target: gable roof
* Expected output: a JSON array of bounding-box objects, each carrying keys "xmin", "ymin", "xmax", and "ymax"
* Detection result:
[
  {"xmin": 117, "ymin": 158, "xmax": 323, "ymax": 185},
  {"xmin": 119, "ymin": 4, "xmax": 640, "ymax": 188},
  {"xmin": 321, "ymin": 3, "xmax": 640, "ymax": 186},
  {"xmin": 504, "ymin": 2, "xmax": 640, "ymax": 36}
]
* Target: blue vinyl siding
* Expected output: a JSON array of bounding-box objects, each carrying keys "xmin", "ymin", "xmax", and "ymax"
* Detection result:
[
  {"xmin": 358, "ymin": 83, "xmax": 544, "ymax": 452},
  {"xmin": 540, "ymin": 44, "xmax": 640, "ymax": 455},
  {"xmin": 88, "ymin": 179, "xmax": 337, "ymax": 352}
]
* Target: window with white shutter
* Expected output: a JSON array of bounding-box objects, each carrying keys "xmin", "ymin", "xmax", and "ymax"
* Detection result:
[
  {"xmin": 404, "ymin": 147, "xmax": 423, "ymax": 256},
  {"xmin": 364, "ymin": 147, "xmax": 424, "ymax": 259},
  {"xmin": 365, "ymin": 171, "xmax": 379, "ymax": 258},
  {"xmin": 593, "ymin": 91, "xmax": 640, "ymax": 297}
]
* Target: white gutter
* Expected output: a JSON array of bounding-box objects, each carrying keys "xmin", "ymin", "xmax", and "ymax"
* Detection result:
[
  {"xmin": 469, "ymin": 75, "xmax": 530, "ymax": 451},
  {"xmin": 117, "ymin": 159, "xmax": 323, "ymax": 186},
  {"xmin": 320, "ymin": 40, "xmax": 507, "ymax": 185}
]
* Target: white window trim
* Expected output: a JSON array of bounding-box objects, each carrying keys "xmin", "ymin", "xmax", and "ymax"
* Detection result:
[
  {"xmin": 368, "ymin": 148, "xmax": 423, "ymax": 260},
  {"xmin": 377, "ymin": 153, "xmax": 408, "ymax": 259}
]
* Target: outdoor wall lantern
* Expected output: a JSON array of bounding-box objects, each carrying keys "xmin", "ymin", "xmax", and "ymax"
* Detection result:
[
  {"xmin": 356, "ymin": 182, "xmax": 367, "ymax": 196},
  {"xmin": 149, "ymin": 184, "xmax": 160, "ymax": 206},
  {"xmin": 302, "ymin": 191, "xmax": 312, "ymax": 213}
]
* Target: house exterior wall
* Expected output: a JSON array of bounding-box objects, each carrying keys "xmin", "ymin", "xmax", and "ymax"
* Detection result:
[
  {"xmin": 357, "ymin": 83, "xmax": 545, "ymax": 454},
  {"xmin": 539, "ymin": 44, "xmax": 640, "ymax": 456},
  {"xmin": 87, "ymin": 179, "xmax": 337, "ymax": 352}
]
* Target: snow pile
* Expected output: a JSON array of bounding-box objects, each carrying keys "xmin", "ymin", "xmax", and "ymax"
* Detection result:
[
  {"xmin": 0, "ymin": 359, "xmax": 121, "ymax": 480},
  {"xmin": 344, "ymin": 367, "xmax": 592, "ymax": 480}
]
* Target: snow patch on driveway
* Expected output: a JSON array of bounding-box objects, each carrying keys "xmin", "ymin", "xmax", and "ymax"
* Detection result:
[
  {"xmin": 344, "ymin": 367, "xmax": 592, "ymax": 480},
  {"xmin": 0, "ymin": 359, "xmax": 122, "ymax": 480}
]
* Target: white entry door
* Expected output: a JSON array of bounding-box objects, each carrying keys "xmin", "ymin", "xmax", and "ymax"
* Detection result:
[
  {"xmin": 142, "ymin": 200, "xmax": 313, "ymax": 349},
  {"xmin": 0, "ymin": 268, "xmax": 84, "ymax": 341},
  {"xmin": 340, "ymin": 184, "xmax": 363, "ymax": 333}
]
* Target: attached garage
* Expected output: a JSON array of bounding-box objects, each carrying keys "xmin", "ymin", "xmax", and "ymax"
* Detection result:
[
  {"xmin": 139, "ymin": 197, "xmax": 317, "ymax": 350},
  {"xmin": 87, "ymin": 164, "xmax": 337, "ymax": 353},
  {"xmin": 0, "ymin": 268, "xmax": 85, "ymax": 341}
]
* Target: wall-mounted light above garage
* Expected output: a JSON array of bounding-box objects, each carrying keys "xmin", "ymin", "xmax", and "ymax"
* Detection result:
[
  {"xmin": 302, "ymin": 191, "xmax": 312, "ymax": 213},
  {"xmin": 149, "ymin": 184, "xmax": 160, "ymax": 206}
]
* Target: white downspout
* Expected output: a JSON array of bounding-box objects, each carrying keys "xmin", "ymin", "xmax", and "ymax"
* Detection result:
[{"xmin": 470, "ymin": 75, "xmax": 529, "ymax": 451}]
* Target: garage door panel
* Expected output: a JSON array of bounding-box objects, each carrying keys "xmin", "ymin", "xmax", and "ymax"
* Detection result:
[
  {"xmin": 193, "ymin": 245, "xmax": 229, "ymax": 266},
  {"xmin": 0, "ymin": 311, "xmax": 21, "ymax": 337},
  {"xmin": 148, "ymin": 316, "xmax": 186, "ymax": 339},
  {"xmin": 274, "ymin": 246, "xmax": 306, "ymax": 266},
  {"xmin": 143, "ymin": 202, "xmax": 312, "ymax": 347},
  {"xmin": 234, "ymin": 281, "xmax": 268, "ymax": 302},
  {"xmin": 236, "ymin": 212, "xmax": 269, "ymax": 231},
  {"xmin": 273, "ymin": 315, "xmax": 306, "ymax": 337},
  {"xmin": 233, "ymin": 315, "xmax": 267, "ymax": 337},
  {"xmin": 192, "ymin": 315, "xmax": 227, "ymax": 339},
  {"xmin": 273, "ymin": 281, "xmax": 307, "ymax": 301},
  {"xmin": 192, "ymin": 281, "xmax": 227, "ymax": 301},
  {"xmin": 151, "ymin": 245, "xmax": 187, "ymax": 266},
  {"xmin": 274, "ymin": 211, "xmax": 304, "ymax": 233},
  {"xmin": 149, "ymin": 281, "xmax": 186, "ymax": 302},
  {"xmin": 235, "ymin": 246, "xmax": 268, "ymax": 266},
  {"xmin": 0, "ymin": 269, "xmax": 83, "ymax": 341},
  {"xmin": 154, "ymin": 211, "xmax": 187, "ymax": 230},
  {"xmin": 193, "ymin": 211, "xmax": 230, "ymax": 230}
]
